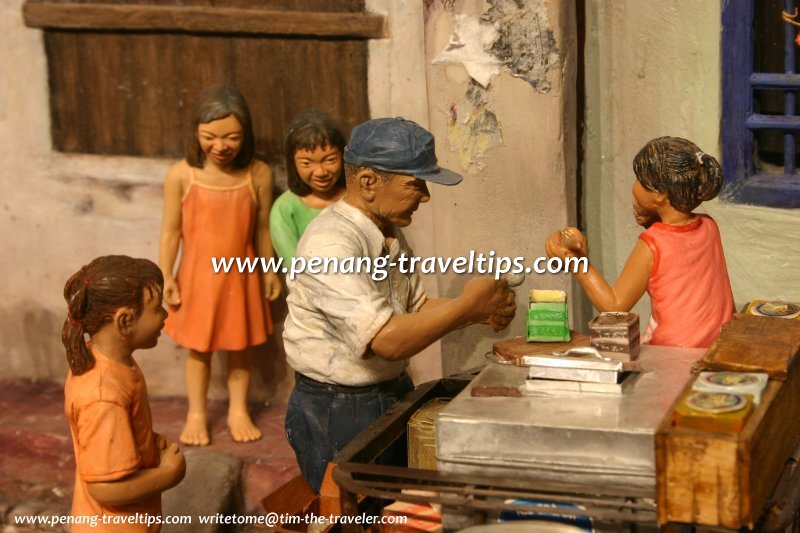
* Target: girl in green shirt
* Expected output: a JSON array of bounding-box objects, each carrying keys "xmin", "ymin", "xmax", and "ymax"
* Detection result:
[{"xmin": 270, "ymin": 109, "xmax": 346, "ymax": 263}]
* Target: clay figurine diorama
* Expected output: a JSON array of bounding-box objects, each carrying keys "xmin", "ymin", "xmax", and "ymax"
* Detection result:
[
  {"xmin": 281, "ymin": 117, "xmax": 517, "ymax": 492},
  {"xmin": 159, "ymin": 85, "xmax": 281, "ymax": 446},
  {"xmin": 270, "ymin": 109, "xmax": 347, "ymax": 263},
  {"xmin": 546, "ymin": 136, "xmax": 734, "ymax": 348},
  {"xmin": 62, "ymin": 255, "xmax": 185, "ymax": 531}
]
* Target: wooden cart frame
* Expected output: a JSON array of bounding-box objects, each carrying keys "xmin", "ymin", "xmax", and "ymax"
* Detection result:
[{"xmin": 330, "ymin": 373, "xmax": 800, "ymax": 532}]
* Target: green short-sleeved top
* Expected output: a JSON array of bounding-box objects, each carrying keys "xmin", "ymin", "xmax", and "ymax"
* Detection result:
[{"xmin": 270, "ymin": 190, "xmax": 321, "ymax": 263}]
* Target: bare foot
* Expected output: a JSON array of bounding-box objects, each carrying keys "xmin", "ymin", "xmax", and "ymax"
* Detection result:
[
  {"xmin": 227, "ymin": 410, "xmax": 262, "ymax": 443},
  {"xmin": 180, "ymin": 412, "xmax": 210, "ymax": 446}
]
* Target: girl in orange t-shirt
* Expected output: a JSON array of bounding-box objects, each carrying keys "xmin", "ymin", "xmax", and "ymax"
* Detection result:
[
  {"xmin": 63, "ymin": 255, "xmax": 185, "ymax": 532},
  {"xmin": 546, "ymin": 136, "xmax": 734, "ymax": 348},
  {"xmin": 159, "ymin": 85, "xmax": 281, "ymax": 446}
]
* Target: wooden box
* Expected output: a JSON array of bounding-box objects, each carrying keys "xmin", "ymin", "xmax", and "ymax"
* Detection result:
[
  {"xmin": 656, "ymin": 315, "xmax": 800, "ymax": 528},
  {"xmin": 696, "ymin": 314, "xmax": 800, "ymax": 379},
  {"xmin": 588, "ymin": 312, "xmax": 641, "ymax": 359}
]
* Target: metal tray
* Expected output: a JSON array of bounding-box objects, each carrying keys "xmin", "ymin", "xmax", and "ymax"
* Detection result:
[
  {"xmin": 525, "ymin": 374, "xmax": 639, "ymax": 394},
  {"xmin": 522, "ymin": 348, "xmax": 640, "ymax": 383},
  {"xmin": 437, "ymin": 345, "xmax": 704, "ymax": 491}
]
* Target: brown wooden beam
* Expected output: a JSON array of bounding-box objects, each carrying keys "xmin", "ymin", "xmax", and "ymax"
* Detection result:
[{"xmin": 22, "ymin": 2, "xmax": 387, "ymax": 39}]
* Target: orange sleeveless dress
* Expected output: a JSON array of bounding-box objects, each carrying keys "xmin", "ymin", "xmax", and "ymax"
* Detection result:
[
  {"xmin": 164, "ymin": 165, "xmax": 273, "ymax": 352},
  {"xmin": 639, "ymin": 215, "xmax": 734, "ymax": 348}
]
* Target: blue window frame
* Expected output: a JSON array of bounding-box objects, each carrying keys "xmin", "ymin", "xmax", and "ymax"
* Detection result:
[{"xmin": 721, "ymin": 0, "xmax": 800, "ymax": 208}]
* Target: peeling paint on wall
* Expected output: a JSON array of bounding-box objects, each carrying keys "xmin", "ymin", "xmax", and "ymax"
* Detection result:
[
  {"xmin": 446, "ymin": 82, "xmax": 503, "ymax": 171},
  {"xmin": 432, "ymin": 14, "xmax": 502, "ymax": 88},
  {"xmin": 431, "ymin": 0, "xmax": 558, "ymax": 91},
  {"xmin": 484, "ymin": 0, "xmax": 559, "ymax": 92}
]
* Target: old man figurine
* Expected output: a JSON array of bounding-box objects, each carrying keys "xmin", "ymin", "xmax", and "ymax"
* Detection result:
[{"xmin": 283, "ymin": 117, "xmax": 516, "ymax": 492}]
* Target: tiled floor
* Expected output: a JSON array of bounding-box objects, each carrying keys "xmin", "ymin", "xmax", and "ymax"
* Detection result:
[{"xmin": 0, "ymin": 378, "xmax": 299, "ymax": 527}]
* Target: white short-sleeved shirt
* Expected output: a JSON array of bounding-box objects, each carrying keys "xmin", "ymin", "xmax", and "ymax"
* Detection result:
[{"xmin": 283, "ymin": 200, "xmax": 428, "ymax": 386}]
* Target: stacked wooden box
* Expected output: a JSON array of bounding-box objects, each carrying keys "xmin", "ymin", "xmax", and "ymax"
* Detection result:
[
  {"xmin": 588, "ymin": 311, "xmax": 641, "ymax": 360},
  {"xmin": 655, "ymin": 314, "xmax": 800, "ymax": 528}
]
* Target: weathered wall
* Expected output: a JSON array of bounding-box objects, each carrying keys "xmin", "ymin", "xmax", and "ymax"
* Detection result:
[
  {"xmin": 2, "ymin": 0, "xmax": 579, "ymax": 388},
  {"xmin": 0, "ymin": 0, "xmax": 442, "ymax": 396},
  {"xmin": 423, "ymin": 0, "xmax": 578, "ymax": 375},
  {"xmin": 367, "ymin": 0, "xmax": 443, "ymax": 384},
  {"xmin": 15, "ymin": 0, "xmax": 783, "ymax": 400},
  {"xmin": 583, "ymin": 0, "xmax": 800, "ymax": 323},
  {"xmin": 0, "ymin": 0, "xmax": 291, "ymax": 403}
]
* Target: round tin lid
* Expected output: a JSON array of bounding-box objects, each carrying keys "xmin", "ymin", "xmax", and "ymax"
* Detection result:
[
  {"xmin": 751, "ymin": 301, "xmax": 800, "ymax": 319},
  {"xmin": 699, "ymin": 372, "xmax": 760, "ymax": 388},
  {"xmin": 685, "ymin": 392, "xmax": 747, "ymax": 414}
]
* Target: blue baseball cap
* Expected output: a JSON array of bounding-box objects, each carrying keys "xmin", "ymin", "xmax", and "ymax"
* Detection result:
[{"xmin": 344, "ymin": 117, "xmax": 463, "ymax": 185}]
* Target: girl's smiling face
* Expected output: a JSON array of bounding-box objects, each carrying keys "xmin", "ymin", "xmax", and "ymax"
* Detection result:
[
  {"xmin": 293, "ymin": 145, "xmax": 343, "ymax": 196},
  {"xmin": 197, "ymin": 114, "xmax": 244, "ymax": 168}
]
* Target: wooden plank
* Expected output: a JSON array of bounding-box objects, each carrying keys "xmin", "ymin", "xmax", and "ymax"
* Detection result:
[
  {"xmin": 698, "ymin": 314, "xmax": 800, "ymax": 379},
  {"xmin": 746, "ymin": 369, "xmax": 800, "ymax": 527},
  {"xmin": 230, "ymin": 36, "xmax": 369, "ymax": 156},
  {"xmin": 45, "ymin": 32, "xmax": 80, "ymax": 152},
  {"xmin": 492, "ymin": 333, "xmax": 591, "ymax": 364},
  {"xmin": 30, "ymin": 0, "xmax": 365, "ymax": 12},
  {"xmin": 45, "ymin": 31, "xmax": 369, "ymax": 158},
  {"xmin": 664, "ymin": 431, "xmax": 739, "ymax": 526},
  {"xmin": 734, "ymin": 381, "xmax": 781, "ymax": 527},
  {"xmin": 760, "ymin": 435, "xmax": 800, "ymax": 530},
  {"xmin": 23, "ymin": 3, "xmax": 387, "ymax": 39}
]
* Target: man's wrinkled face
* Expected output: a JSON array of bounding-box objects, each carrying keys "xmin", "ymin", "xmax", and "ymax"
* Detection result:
[{"xmin": 371, "ymin": 173, "xmax": 431, "ymax": 227}]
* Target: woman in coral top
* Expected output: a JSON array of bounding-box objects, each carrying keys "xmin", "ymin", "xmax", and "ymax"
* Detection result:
[
  {"xmin": 546, "ymin": 136, "xmax": 734, "ymax": 348},
  {"xmin": 159, "ymin": 85, "xmax": 281, "ymax": 446}
]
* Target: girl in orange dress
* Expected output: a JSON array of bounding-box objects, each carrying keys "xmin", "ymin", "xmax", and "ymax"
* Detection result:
[{"xmin": 159, "ymin": 85, "xmax": 281, "ymax": 446}]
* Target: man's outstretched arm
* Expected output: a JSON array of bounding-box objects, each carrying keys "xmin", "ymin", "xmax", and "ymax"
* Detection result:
[{"xmin": 370, "ymin": 277, "xmax": 516, "ymax": 361}]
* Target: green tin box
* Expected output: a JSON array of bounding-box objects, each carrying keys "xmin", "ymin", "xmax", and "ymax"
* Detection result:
[{"xmin": 527, "ymin": 290, "xmax": 570, "ymax": 342}]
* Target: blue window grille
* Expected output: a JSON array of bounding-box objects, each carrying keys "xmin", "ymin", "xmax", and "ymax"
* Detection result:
[{"xmin": 721, "ymin": 0, "xmax": 800, "ymax": 208}]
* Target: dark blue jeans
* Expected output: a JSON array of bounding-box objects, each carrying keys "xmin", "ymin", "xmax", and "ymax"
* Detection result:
[{"xmin": 285, "ymin": 371, "xmax": 414, "ymax": 493}]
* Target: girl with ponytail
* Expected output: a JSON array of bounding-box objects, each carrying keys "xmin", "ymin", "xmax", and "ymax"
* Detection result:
[
  {"xmin": 546, "ymin": 137, "xmax": 734, "ymax": 348},
  {"xmin": 62, "ymin": 255, "xmax": 185, "ymax": 532}
]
